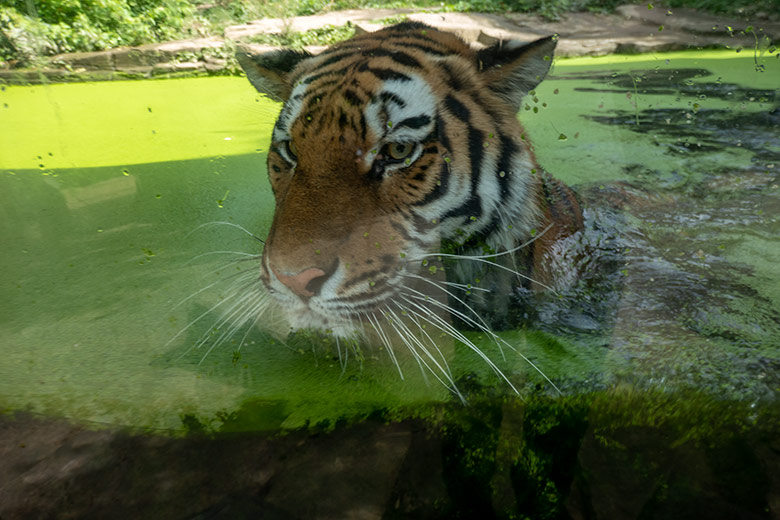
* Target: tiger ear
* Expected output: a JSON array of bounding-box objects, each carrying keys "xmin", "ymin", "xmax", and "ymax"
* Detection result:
[
  {"xmin": 235, "ymin": 48, "xmax": 313, "ymax": 102},
  {"xmin": 476, "ymin": 36, "xmax": 557, "ymax": 112}
]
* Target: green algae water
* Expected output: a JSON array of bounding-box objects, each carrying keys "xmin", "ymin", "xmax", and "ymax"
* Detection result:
[{"xmin": 1, "ymin": 50, "xmax": 779, "ymax": 517}]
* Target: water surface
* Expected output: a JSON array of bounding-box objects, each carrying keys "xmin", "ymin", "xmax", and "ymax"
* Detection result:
[{"xmin": 1, "ymin": 51, "xmax": 778, "ymax": 431}]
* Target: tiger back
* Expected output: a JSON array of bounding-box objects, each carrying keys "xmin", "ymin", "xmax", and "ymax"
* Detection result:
[{"xmin": 236, "ymin": 22, "xmax": 583, "ymax": 338}]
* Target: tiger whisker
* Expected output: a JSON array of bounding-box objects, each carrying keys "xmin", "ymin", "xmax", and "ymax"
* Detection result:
[
  {"xmin": 364, "ymin": 311, "xmax": 404, "ymax": 380},
  {"xmin": 199, "ymin": 293, "xmax": 269, "ymax": 364},
  {"xmin": 382, "ymin": 308, "xmax": 431, "ymax": 386},
  {"xmin": 398, "ymin": 303, "xmax": 457, "ymax": 374},
  {"xmin": 415, "ymin": 222, "xmax": 554, "ymax": 261},
  {"xmin": 397, "ymin": 293, "xmax": 522, "ymax": 395},
  {"xmin": 192, "ymin": 286, "xmax": 264, "ymax": 354},
  {"xmin": 413, "ymin": 251, "xmax": 555, "ymax": 293},
  {"xmin": 166, "ymin": 275, "xmax": 258, "ymax": 350},
  {"xmin": 383, "ymin": 306, "xmax": 465, "ymax": 401},
  {"xmin": 400, "ymin": 275, "xmax": 507, "ymax": 360},
  {"xmin": 209, "ymin": 290, "xmax": 269, "ymax": 350},
  {"xmin": 174, "ymin": 276, "xmax": 260, "ymax": 357},
  {"xmin": 185, "ymin": 250, "xmax": 261, "ymax": 265},
  {"xmin": 386, "ymin": 306, "xmax": 463, "ymax": 393},
  {"xmin": 198, "ymin": 258, "xmax": 260, "ymax": 282},
  {"xmin": 236, "ymin": 300, "xmax": 268, "ymax": 354},
  {"xmin": 169, "ymin": 264, "xmax": 258, "ymax": 313},
  {"xmin": 169, "ymin": 278, "xmax": 225, "ymax": 312},
  {"xmin": 185, "ymin": 220, "xmax": 265, "ymax": 244},
  {"xmin": 401, "ymin": 273, "xmax": 491, "ymax": 294},
  {"xmin": 335, "ymin": 336, "xmax": 348, "ymax": 375},
  {"xmin": 401, "ymin": 291, "xmax": 560, "ymax": 395}
]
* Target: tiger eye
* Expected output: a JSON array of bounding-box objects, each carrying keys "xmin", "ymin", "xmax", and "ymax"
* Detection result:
[
  {"xmin": 285, "ymin": 140, "xmax": 297, "ymax": 159},
  {"xmin": 388, "ymin": 142, "xmax": 412, "ymax": 160}
]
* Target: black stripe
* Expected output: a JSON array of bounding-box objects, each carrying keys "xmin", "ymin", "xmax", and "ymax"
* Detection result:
[
  {"xmin": 442, "ymin": 127, "xmax": 484, "ymax": 222},
  {"xmin": 471, "ymin": 91, "xmax": 503, "ymax": 124},
  {"xmin": 362, "ymin": 48, "xmax": 423, "ymax": 69},
  {"xmin": 438, "ymin": 60, "xmax": 464, "ymax": 90},
  {"xmin": 302, "ymin": 80, "xmax": 338, "ymax": 102},
  {"xmin": 294, "ymin": 64, "xmax": 352, "ymax": 87},
  {"xmin": 443, "ymin": 194, "xmax": 482, "ymax": 224},
  {"xmin": 435, "ymin": 116, "xmax": 451, "ymax": 151},
  {"xmin": 483, "ymin": 211, "xmax": 501, "ymax": 236},
  {"xmin": 343, "ymin": 89, "xmax": 364, "ymax": 106},
  {"xmin": 413, "ymin": 162, "xmax": 449, "ymax": 207},
  {"xmin": 316, "ymin": 51, "xmax": 353, "ymax": 69},
  {"xmin": 496, "ymin": 135, "xmax": 517, "ymax": 202},
  {"xmin": 394, "ymin": 41, "xmax": 447, "ymax": 57},
  {"xmin": 390, "ymin": 220, "xmax": 413, "ymax": 242},
  {"xmin": 396, "ymin": 114, "xmax": 431, "ymax": 130},
  {"xmin": 358, "ymin": 112, "xmax": 367, "ymax": 141},
  {"xmin": 378, "ymin": 91, "xmax": 406, "ymax": 108},
  {"xmin": 341, "ymin": 270, "xmax": 390, "ymax": 291},
  {"xmin": 443, "ymin": 94, "xmax": 470, "ymax": 124},
  {"xmin": 357, "ymin": 64, "xmax": 411, "ymax": 82},
  {"xmin": 338, "ymin": 284, "xmax": 396, "ymax": 304}
]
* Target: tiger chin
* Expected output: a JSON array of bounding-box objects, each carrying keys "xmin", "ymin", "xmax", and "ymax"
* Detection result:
[{"xmin": 235, "ymin": 22, "xmax": 583, "ymax": 393}]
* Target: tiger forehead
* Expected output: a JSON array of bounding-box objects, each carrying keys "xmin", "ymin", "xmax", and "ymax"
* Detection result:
[
  {"xmin": 275, "ymin": 29, "xmax": 480, "ymax": 143},
  {"xmin": 291, "ymin": 27, "xmax": 474, "ymax": 85}
]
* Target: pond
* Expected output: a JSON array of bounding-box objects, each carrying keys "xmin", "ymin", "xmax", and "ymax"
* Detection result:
[{"xmin": 1, "ymin": 48, "xmax": 778, "ymax": 517}]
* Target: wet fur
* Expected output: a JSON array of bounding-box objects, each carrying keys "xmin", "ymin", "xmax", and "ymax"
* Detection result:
[{"xmin": 177, "ymin": 23, "xmax": 584, "ymax": 400}]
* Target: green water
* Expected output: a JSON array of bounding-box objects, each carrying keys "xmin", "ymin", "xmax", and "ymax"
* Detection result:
[{"xmin": 1, "ymin": 50, "xmax": 778, "ymax": 434}]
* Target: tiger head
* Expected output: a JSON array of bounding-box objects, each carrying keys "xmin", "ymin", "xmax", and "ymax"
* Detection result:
[{"xmin": 237, "ymin": 22, "xmax": 568, "ymax": 337}]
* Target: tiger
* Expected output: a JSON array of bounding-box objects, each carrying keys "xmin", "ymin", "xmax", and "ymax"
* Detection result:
[{"xmin": 234, "ymin": 22, "xmax": 583, "ymax": 394}]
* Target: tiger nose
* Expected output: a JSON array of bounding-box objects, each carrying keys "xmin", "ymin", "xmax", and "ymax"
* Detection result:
[{"xmin": 271, "ymin": 266, "xmax": 329, "ymax": 299}]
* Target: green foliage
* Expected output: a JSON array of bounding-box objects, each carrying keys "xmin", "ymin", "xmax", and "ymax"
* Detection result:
[
  {"xmin": 2, "ymin": 0, "xmax": 776, "ymax": 68},
  {"xmin": 0, "ymin": 0, "xmax": 201, "ymax": 66}
]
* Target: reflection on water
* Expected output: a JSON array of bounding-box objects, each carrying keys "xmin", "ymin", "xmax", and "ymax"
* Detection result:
[{"xmin": 1, "ymin": 51, "xmax": 778, "ymax": 517}]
